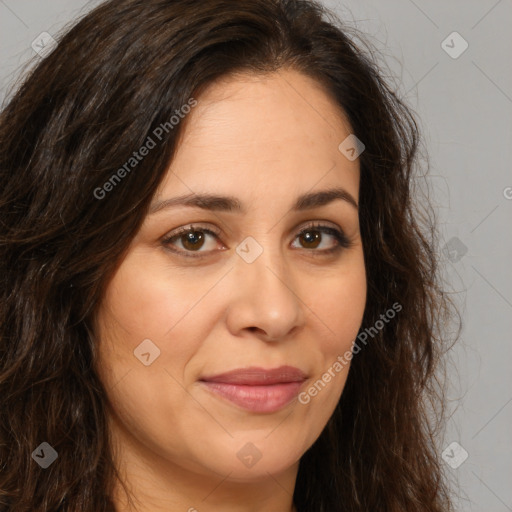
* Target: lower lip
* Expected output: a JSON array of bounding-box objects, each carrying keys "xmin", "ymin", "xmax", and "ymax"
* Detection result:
[{"xmin": 200, "ymin": 381, "xmax": 303, "ymax": 413}]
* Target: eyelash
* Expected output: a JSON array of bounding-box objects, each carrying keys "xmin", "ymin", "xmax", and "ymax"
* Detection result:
[{"xmin": 161, "ymin": 222, "xmax": 352, "ymax": 259}]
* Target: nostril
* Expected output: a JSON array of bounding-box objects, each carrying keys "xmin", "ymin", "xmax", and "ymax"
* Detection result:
[{"xmin": 247, "ymin": 326, "xmax": 272, "ymax": 337}]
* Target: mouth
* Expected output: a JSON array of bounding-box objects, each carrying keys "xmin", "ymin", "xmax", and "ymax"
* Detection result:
[{"xmin": 199, "ymin": 366, "xmax": 307, "ymax": 413}]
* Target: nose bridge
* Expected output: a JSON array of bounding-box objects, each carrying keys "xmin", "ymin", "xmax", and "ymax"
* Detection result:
[
  {"xmin": 238, "ymin": 237, "xmax": 294, "ymax": 306},
  {"xmin": 226, "ymin": 236, "xmax": 304, "ymax": 340}
]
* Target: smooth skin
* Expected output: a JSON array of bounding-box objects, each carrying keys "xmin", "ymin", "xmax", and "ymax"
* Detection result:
[{"xmin": 95, "ymin": 68, "xmax": 367, "ymax": 512}]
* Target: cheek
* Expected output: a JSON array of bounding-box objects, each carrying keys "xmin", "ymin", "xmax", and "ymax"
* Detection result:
[
  {"xmin": 312, "ymin": 258, "xmax": 367, "ymax": 351},
  {"xmin": 94, "ymin": 256, "xmax": 214, "ymax": 466},
  {"xmin": 301, "ymin": 258, "xmax": 366, "ymax": 406},
  {"xmin": 99, "ymin": 260, "xmax": 182, "ymax": 339},
  {"xmin": 94, "ymin": 248, "xmax": 237, "ymax": 432},
  {"xmin": 96, "ymin": 250, "xmax": 215, "ymax": 363}
]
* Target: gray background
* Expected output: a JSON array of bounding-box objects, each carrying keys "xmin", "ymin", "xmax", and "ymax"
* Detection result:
[{"xmin": 1, "ymin": 1, "xmax": 511, "ymax": 510}]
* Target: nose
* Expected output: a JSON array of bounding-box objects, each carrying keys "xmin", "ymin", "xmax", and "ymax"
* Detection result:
[{"xmin": 224, "ymin": 247, "xmax": 306, "ymax": 342}]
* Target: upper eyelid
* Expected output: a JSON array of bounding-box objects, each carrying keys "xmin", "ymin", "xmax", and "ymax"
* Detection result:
[{"xmin": 162, "ymin": 223, "xmax": 222, "ymax": 241}]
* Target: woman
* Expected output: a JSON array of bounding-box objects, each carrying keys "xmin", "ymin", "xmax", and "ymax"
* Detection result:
[{"xmin": 0, "ymin": 0, "xmax": 456, "ymax": 510}]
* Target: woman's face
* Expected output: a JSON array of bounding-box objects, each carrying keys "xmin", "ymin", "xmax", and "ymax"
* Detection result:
[{"xmin": 96, "ymin": 69, "xmax": 366, "ymax": 496}]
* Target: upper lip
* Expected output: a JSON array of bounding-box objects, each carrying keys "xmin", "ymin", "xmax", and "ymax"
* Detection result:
[{"xmin": 200, "ymin": 365, "xmax": 307, "ymax": 385}]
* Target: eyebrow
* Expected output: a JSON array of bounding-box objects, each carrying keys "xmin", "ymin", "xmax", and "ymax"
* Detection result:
[{"xmin": 148, "ymin": 187, "xmax": 358, "ymax": 215}]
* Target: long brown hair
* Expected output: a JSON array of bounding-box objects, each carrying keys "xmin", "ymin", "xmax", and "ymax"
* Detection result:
[{"xmin": 0, "ymin": 0, "xmax": 457, "ymax": 510}]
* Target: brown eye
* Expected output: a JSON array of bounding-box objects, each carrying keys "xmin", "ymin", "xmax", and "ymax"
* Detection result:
[
  {"xmin": 298, "ymin": 230, "xmax": 322, "ymax": 249},
  {"xmin": 162, "ymin": 225, "xmax": 224, "ymax": 257},
  {"xmin": 181, "ymin": 230, "xmax": 205, "ymax": 251},
  {"xmin": 292, "ymin": 223, "xmax": 351, "ymax": 254}
]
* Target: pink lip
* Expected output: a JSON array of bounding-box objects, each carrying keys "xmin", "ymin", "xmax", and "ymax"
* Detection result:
[{"xmin": 200, "ymin": 366, "xmax": 307, "ymax": 413}]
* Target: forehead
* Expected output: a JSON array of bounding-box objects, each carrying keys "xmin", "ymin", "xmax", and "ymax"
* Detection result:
[{"xmin": 157, "ymin": 69, "xmax": 360, "ymax": 205}]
